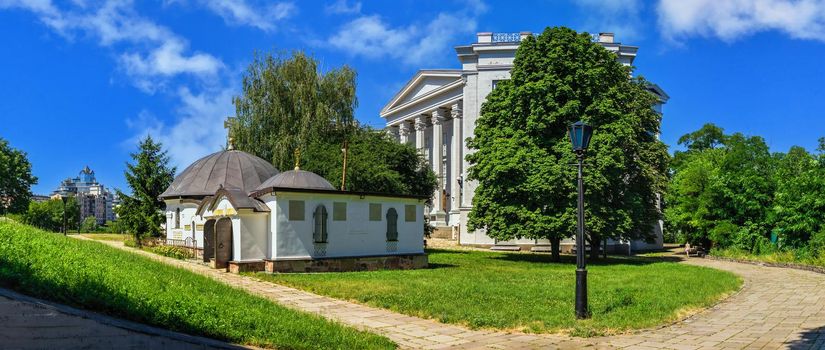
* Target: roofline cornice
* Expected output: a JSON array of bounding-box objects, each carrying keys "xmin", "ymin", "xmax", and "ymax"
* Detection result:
[
  {"xmin": 380, "ymin": 79, "xmax": 465, "ymax": 118},
  {"xmin": 380, "ymin": 70, "xmax": 462, "ymax": 114}
]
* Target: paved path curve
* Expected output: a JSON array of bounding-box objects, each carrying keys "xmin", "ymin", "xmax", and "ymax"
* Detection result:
[
  {"xmin": 78, "ymin": 237, "xmax": 825, "ymax": 349},
  {"xmin": 0, "ymin": 287, "xmax": 249, "ymax": 350}
]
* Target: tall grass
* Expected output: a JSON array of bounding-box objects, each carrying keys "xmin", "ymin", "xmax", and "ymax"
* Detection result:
[
  {"xmin": 712, "ymin": 247, "xmax": 825, "ymax": 268},
  {"xmin": 0, "ymin": 221, "xmax": 394, "ymax": 349}
]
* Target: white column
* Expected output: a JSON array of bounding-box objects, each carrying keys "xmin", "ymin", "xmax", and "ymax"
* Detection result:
[
  {"xmin": 449, "ymin": 103, "xmax": 463, "ymax": 226},
  {"xmin": 430, "ymin": 109, "xmax": 447, "ymax": 226},
  {"xmin": 399, "ymin": 121, "xmax": 412, "ymax": 145},
  {"xmin": 414, "ymin": 115, "xmax": 427, "ymax": 153},
  {"xmin": 387, "ymin": 126, "xmax": 399, "ymax": 142}
]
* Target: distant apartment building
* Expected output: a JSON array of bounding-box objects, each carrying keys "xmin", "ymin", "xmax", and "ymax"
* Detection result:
[{"xmin": 52, "ymin": 166, "xmax": 117, "ymax": 224}]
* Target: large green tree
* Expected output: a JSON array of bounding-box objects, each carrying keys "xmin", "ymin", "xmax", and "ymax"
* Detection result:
[
  {"xmin": 0, "ymin": 138, "xmax": 38, "ymax": 214},
  {"xmin": 231, "ymin": 50, "xmax": 435, "ymax": 198},
  {"xmin": 115, "ymin": 136, "xmax": 175, "ymax": 245},
  {"xmin": 771, "ymin": 141, "xmax": 825, "ymax": 247},
  {"xmin": 23, "ymin": 197, "xmax": 79, "ymax": 233},
  {"xmin": 231, "ymin": 51, "xmax": 357, "ymax": 172},
  {"xmin": 467, "ymin": 27, "xmax": 669, "ymax": 259},
  {"xmin": 665, "ymin": 125, "xmax": 776, "ymax": 250}
]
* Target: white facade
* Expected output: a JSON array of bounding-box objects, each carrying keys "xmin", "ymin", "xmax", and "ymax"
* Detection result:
[
  {"xmin": 380, "ymin": 32, "xmax": 668, "ymax": 250},
  {"xmin": 165, "ymin": 191, "xmax": 425, "ymax": 261}
]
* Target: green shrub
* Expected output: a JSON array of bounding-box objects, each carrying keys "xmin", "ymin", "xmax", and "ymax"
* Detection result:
[
  {"xmin": 709, "ymin": 221, "xmax": 739, "ymax": 248},
  {"xmin": 810, "ymin": 230, "xmax": 825, "ymax": 257},
  {"xmin": 0, "ymin": 221, "xmax": 393, "ymax": 349},
  {"xmin": 149, "ymin": 245, "xmax": 194, "ymax": 260}
]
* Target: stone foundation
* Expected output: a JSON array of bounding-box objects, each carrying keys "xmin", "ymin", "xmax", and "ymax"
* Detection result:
[
  {"xmin": 228, "ymin": 260, "xmax": 266, "ymax": 273},
  {"xmin": 429, "ymin": 226, "xmax": 453, "ymax": 239},
  {"xmin": 264, "ymin": 254, "xmax": 428, "ymax": 273}
]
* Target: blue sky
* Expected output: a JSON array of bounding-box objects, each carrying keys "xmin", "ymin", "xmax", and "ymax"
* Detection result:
[{"xmin": 3, "ymin": 0, "xmax": 825, "ymax": 195}]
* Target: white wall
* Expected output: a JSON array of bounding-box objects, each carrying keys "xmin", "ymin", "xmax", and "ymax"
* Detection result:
[
  {"xmin": 266, "ymin": 191, "xmax": 425, "ymax": 260},
  {"xmin": 164, "ymin": 200, "xmax": 201, "ymax": 246}
]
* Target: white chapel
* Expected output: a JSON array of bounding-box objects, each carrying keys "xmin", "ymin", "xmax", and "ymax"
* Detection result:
[
  {"xmin": 160, "ymin": 149, "xmax": 428, "ymax": 273},
  {"xmin": 380, "ymin": 32, "xmax": 669, "ymax": 252}
]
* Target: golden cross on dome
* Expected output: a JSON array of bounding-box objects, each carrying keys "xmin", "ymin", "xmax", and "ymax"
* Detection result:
[
  {"xmin": 294, "ymin": 148, "xmax": 301, "ymax": 170},
  {"xmin": 223, "ymin": 117, "xmax": 237, "ymax": 150}
]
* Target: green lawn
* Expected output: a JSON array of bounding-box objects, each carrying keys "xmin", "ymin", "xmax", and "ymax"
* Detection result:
[
  {"xmin": 0, "ymin": 221, "xmax": 394, "ymax": 350},
  {"xmin": 250, "ymin": 249, "xmax": 741, "ymax": 336}
]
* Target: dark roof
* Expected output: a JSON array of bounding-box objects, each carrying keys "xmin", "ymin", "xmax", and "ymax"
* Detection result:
[
  {"xmin": 255, "ymin": 169, "xmax": 335, "ymax": 192},
  {"xmin": 160, "ymin": 150, "xmax": 279, "ymax": 199},
  {"xmin": 212, "ymin": 188, "xmax": 269, "ymax": 212}
]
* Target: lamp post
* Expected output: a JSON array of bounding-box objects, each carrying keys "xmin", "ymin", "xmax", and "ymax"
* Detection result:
[
  {"xmin": 569, "ymin": 121, "xmax": 593, "ymax": 319},
  {"xmin": 61, "ymin": 196, "xmax": 68, "ymax": 236}
]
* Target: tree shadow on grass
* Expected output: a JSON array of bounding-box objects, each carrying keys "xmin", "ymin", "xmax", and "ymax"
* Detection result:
[
  {"xmin": 487, "ymin": 251, "xmax": 685, "ymax": 266},
  {"xmin": 425, "ymin": 263, "xmax": 457, "ymax": 269},
  {"xmin": 785, "ymin": 326, "xmax": 825, "ymax": 349}
]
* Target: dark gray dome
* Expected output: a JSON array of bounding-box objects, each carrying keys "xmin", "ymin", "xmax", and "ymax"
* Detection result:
[
  {"xmin": 256, "ymin": 169, "xmax": 335, "ymax": 191},
  {"xmin": 160, "ymin": 150, "xmax": 279, "ymax": 199}
]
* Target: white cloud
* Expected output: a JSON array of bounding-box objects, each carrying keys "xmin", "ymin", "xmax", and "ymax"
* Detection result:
[
  {"xmin": 201, "ymin": 0, "xmax": 296, "ymax": 32},
  {"xmin": 572, "ymin": 0, "xmax": 644, "ymax": 41},
  {"xmin": 657, "ymin": 0, "xmax": 825, "ymax": 43},
  {"xmin": 126, "ymin": 87, "xmax": 235, "ymax": 170},
  {"xmin": 2, "ymin": 0, "xmax": 233, "ymax": 167},
  {"xmin": 327, "ymin": 1, "xmax": 485, "ymax": 65},
  {"xmin": 325, "ymin": 0, "xmax": 361, "ymax": 15},
  {"xmin": 0, "ymin": 0, "xmax": 224, "ymax": 91}
]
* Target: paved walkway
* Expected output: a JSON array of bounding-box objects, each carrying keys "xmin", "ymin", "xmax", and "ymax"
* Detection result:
[
  {"xmin": 78, "ymin": 237, "xmax": 825, "ymax": 349},
  {"xmin": 0, "ymin": 287, "xmax": 247, "ymax": 350}
]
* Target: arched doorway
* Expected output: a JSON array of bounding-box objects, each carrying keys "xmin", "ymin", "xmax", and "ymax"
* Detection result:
[
  {"xmin": 203, "ymin": 219, "xmax": 216, "ymax": 263},
  {"xmin": 214, "ymin": 218, "xmax": 233, "ymax": 269}
]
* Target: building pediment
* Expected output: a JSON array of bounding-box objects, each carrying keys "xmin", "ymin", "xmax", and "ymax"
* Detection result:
[{"xmin": 380, "ymin": 70, "xmax": 463, "ymax": 117}]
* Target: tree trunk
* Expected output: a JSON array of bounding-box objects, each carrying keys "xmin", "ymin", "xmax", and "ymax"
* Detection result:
[
  {"xmin": 589, "ymin": 233, "xmax": 601, "ymax": 260},
  {"xmin": 550, "ymin": 237, "xmax": 561, "ymax": 262}
]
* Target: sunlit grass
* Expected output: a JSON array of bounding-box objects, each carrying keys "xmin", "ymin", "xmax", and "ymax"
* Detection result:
[
  {"xmin": 251, "ymin": 248, "xmax": 741, "ymax": 337},
  {"xmin": 0, "ymin": 221, "xmax": 394, "ymax": 350}
]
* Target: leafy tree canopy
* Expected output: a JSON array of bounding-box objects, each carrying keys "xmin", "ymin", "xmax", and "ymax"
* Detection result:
[
  {"xmin": 666, "ymin": 125, "xmax": 776, "ymax": 250},
  {"xmin": 0, "ymin": 138, "xmax": 38, "ymax": 214},
  {"xmin": 466, "ymin": 27, "xmax": 669, "ymax": 259},
  {"xmin": 115, "ymin": 136, "xmax": 175, "ymax": 244},
  {"xmin": 231, "ymin": 50, "xmax": 435, "ymax": 198},
  {"xmin": 23, "ymin": 197, "xmax": 79, "ymax": 233}
]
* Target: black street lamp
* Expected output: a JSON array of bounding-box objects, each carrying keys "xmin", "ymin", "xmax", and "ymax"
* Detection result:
[
  {"xmin": 569, "ymin": 120, "xmax": 593, "ymax": 319},
  {"xmin": 61, "ymin": 196, "xmax": 68, "ymax": 236}
]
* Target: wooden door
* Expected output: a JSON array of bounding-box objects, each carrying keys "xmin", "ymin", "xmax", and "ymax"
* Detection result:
[
  {"xmin": 203, "ymin": 219, "xmax": 215, "ymax": 262},
  {"xmin": 215, "ymin": 218, "xmax": 233, "ymax": 269}
]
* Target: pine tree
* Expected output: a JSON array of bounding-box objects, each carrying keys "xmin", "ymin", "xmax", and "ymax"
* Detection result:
[{"xmin": 115, "ymin": 136, "xmax": 175, "ymax": 245}]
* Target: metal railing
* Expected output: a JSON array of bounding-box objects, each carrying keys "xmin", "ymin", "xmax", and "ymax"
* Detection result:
[
  {"xmin": 492, "ymin": 32, "xmax": 522, "ymax": 43},
  {"xmin": 165, "ymin": 237, "xmax": 201, "ymax": 258}
]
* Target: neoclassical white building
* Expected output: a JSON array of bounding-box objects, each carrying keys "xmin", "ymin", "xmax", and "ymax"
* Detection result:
[{"xmin": 380, "ymin": 32, "xmax": 669, "ymax": 251}]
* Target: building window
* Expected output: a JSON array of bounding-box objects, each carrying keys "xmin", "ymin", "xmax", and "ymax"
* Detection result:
[
  {"xmin": 288, "ymin": 200, "xmax": 305, "ymax": 221},
  {"xmin": 313, "ymin": 205, "xmax": 328, "ymax": 243},
  {"xmin": 405, "ymin": 205, "xmax": 416, "ymax": 222},
  {"xmin": 386, "ymin": 208, "xmax": 398, "ymax": 241},
  {"xmin": 175, "ymin": 208, "xmax": 181, "ymax": 229},
  {"xmin": 333, "ymin": 202, "xmax": 347, "ymax": 221},
  {"xmin": 369, "ymin": 203, "xmax": 382, "ymax": 221}
]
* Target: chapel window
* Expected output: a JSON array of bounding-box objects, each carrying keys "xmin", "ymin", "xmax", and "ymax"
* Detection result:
[
  {"xmin": 333, "ymin": 202, "xmax": 347, "ymax": 221},
  {"xmin": 404, "ymin": 204, "xmax": 416, "ymax": 222},
  {"xmin": 288, "ymin": 200, "xmax": 305, "ymax": 221},
  {"xmin": 369, "ymin": 203, "xmax": 382, "ymax": 221},
  {"xmin": 175, "ymin": 208, "xmax": 181, "ymax": 229},
  {"xmin": 313, "ymin": 205, "xmax": 328, "ymax": 243},
  {"xmin": 386, "ymin": 208, "xmax": 398, "ymax": 241}
]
